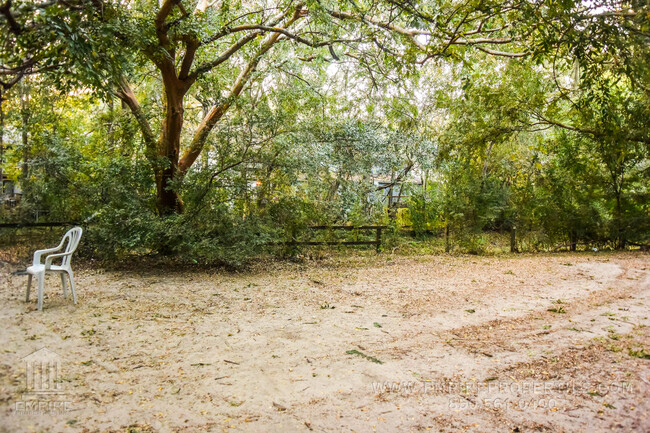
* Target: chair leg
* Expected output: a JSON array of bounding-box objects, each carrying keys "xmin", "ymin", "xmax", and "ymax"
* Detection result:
[
  {"xmin": 37, "ymin": 274, "xmax": 45, "ymax": 311},
  {"xmin": 68, "ymin": 270, "xmax": 77, "ymax": 305},
  {"xmin": 26, "ymin": 274, "xmax": 33, "ymax": 302},
  {"xmin": 61, "ymin": 273, "xmax": 68, "ymax": 298}
]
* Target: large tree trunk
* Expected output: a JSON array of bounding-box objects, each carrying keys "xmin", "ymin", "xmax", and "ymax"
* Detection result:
[
  {"xmin": 156, "ymin": 80, "xmax": 186, "ymax": 215},
  {"xmin": 155, "ymin": 156, "xmax": 182, "ymax": 215}
]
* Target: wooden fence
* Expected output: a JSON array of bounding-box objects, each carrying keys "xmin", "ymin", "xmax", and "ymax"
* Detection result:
[
  {"xmin": 0, "ymin": 222, "xmax": 386, "ymax": 252},
  {"xmin": 285, "ymin": 225, "xmax": 386, "ymax": 253}
]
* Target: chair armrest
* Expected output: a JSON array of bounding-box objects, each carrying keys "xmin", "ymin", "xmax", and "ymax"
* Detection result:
[
  {"xmin": 44, "ymin": 252, "xmax": 72, "ymax": 269},
  {"xmin": 33, "ymin": 246, "xmax": 64, "ymax": 266}
]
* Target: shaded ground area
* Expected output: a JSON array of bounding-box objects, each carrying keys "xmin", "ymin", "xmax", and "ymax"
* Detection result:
[{"xmin": 0, "ymin": 252, "xmax": 649, "ymax": 432}]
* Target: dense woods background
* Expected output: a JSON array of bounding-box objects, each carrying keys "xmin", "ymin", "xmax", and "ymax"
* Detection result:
[{"xmin": 1, "ymin": 0, "xmax": 648, "ymax": 264}]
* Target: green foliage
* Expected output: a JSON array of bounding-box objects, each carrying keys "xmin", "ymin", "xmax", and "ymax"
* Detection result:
[
  {"xmin": 406, "ymin": 184, "xmax": 442, "ymax": 237},
  {"xmin": 1, "ymin": 0, "xmax": 648, "ymax": 262}
]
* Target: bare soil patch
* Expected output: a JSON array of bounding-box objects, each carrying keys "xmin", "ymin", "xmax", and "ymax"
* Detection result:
[{"xmin": 1, "ymin": 252, "xmax": 649, "ymax": 432}]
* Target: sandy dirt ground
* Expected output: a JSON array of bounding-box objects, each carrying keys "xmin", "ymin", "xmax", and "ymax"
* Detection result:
[{"xmin": 0, "ymin": 251, "xmax": 649, "ymax": 433}]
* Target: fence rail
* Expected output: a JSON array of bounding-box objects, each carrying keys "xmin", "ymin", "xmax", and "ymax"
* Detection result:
[
  {"xmin": 284, "ymin": 225, "xmax": 385, "ymax": 253},
  {"xmin": 0, "ymin": 222, "xmax": 78, "ymax": 229}
]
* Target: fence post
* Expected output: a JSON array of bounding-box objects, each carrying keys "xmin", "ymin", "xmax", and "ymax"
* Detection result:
[
  {"xmin": 376, "ymin": 227, "xmax": 382, "ymax": 253},
  {"xmin": 445, "ymin": 224, "xmax": 450, "ymax": 253},
  {"xmin": 510, "ymin": 226, "xmax": 517, "ymax": 253}
]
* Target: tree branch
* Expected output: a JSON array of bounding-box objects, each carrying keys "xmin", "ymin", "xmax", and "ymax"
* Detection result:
[
  {"xmin": 327, "ymin": 8, "xmax": 429, "ymax": 50},
  {"xmin": 178, "ymin": 36, "xmax": 199, "ymax": 80},
  {"xmin": 217, "ymin": 24, "xmax": 358, "ymax": 48},
  {"xmin": 531, "ymin": 116, "xmax": 650, "ymax": 145},
  {"xmin": 189, "ymin": 31, "xmax": 263, "ymax": 78},
  {"xmin": 0, "ymin": 0, "xmax": 23, "ymax": 34},
  {"xmin": 179, "ymin": 4, "xmax": 305, "ymax": 176},
  {"xmin": 113, "ymin": 76, "xmax": 157, "ymax": 161},
  {"xmin": 475, "ymin": 46, "xmax": 527, "ymax": 57},
  {"xmin": 190, "ymin": 4, "xmax": 304, "ymax": 78},
  {"xmin": 201, "ymin": 5, "xmax": 294, "ymax": 45}
]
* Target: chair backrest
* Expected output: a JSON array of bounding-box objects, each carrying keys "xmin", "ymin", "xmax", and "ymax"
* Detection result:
[{"xmin": 61, "ymin": 227, "xmax": 83, "ymax": 267}]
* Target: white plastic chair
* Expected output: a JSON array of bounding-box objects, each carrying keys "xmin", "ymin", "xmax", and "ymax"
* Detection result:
[{"xmin": 26, "ymin": 227, "xmax": 83, "ymax": 310}]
